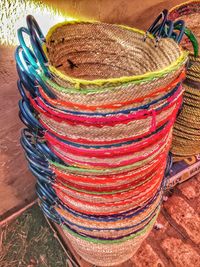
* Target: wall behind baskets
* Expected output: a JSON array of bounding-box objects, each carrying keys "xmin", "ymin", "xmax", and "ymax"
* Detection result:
[{"xmin": 0, "ymin": 0, "xmax": 185, "ymax": 222}]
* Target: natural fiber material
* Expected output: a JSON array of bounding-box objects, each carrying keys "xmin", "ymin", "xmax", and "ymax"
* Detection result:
[
  {"xmin": 169, "ymin": 1, "xmax": 200, "ymax": 159},
  {"xmin": 61, "ymin": 215, "xmax": 156, "ymax": 266},
  {"xmin": 44, "ymin": 22, "xmax": 187, "ymax": 88},
  {"xmin": 16, "ymin": 14, "xmax": 188, "ymax": 266},
  {"xmin": 171, "ymin": 84, "xmax": 200, "ymax": 158},
  {"xmin": 39, "ymin": 70, "xmax": 185, "ymax": 111}
]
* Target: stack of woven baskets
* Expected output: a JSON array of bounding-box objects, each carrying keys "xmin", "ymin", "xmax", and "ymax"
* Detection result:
[
  {"xmin": 16, "ymin": 12, "xmax": 188, "ymax": 266},
  {"xmin": 169, "ymin": 1, "xmax": 200, "ymax": 160}
]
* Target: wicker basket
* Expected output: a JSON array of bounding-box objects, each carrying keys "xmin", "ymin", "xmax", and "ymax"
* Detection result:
[
  {"xmin": 169, "ymin": 1, "xmax": 200, "ymax": 159},
  {"xmin": 15, "ymin": 11, "xmax": 188, "ymax": 266}
]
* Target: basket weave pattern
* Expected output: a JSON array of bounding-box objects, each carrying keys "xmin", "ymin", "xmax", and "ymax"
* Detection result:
[
  {"xmin": 169, "ymin": 1, "xmax": 200, "ymax": 159},
  {"xmin": 16, "ymin": 16, "xmax": 187, "ymax": 266}
]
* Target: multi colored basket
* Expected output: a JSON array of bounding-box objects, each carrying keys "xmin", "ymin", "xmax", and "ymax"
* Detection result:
[
  {"xmin": 16, "ymin": 11, "xmax": 188, "ymax": 266},
  {"xmin": 169, "ymin": 0, "xmax": 200, "ymax": 160}
]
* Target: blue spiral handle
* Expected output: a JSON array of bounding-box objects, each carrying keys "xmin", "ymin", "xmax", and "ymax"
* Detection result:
[
  {"xmin": 17, "ymin": 80, "xmax": 30, "ymax": 104},
  {"xmin": 18, "ymin": 99, "xmax": 44, "ymax": 133},
  {"xmin": 151, "ymin": 19, "xmax": 174, "ymax": 39},
  {"xmin": 145, "ymin": 9, "xmax": 168, "ymax": 42},
  {"xmin": 36, "ymin": 142, "xmax": 64, "ymax": 164},
  {"xmin": 146, "ymin": 10, "xmax": 186, "ymax": 45},
  {"xmin": 171, "ymin": 20, "xmax": 185, "ymax": 44},
  {"xmin": 21, "ymin": 127, "xmax": 64, "ymax": 166},
  {"xmin": 36, "ymin": 180, "xmax": 58, "ymax": 205},
  {"xmin": 26, "ymin": 153, "xmax": 52, "ymax": 174},
  {"xmin": 18, "ymin": 17, "xmax": 49, "ymax": 77},
  {"xmin": 20, "ymin": 137, "xmax": 42, "ymax": 162},
  {"xmin": 38, "ymin": 198, "xmax": 61, "ymax": 224},
  {"xmin": 26, "ymin": 15, "xmax": 49, "ymax": 72},
  {"xmin": 16, "ymin": 64, "xmax": 39, "ymax": 97},
  {"xmin": 29, "ymin": 163, "xmax": 53, "ymax": 184},
  {"xmin": 15, "ymin": 46, "xmax": 56, "ymax": 99},
  {"xmin": 17, "ymin": 27, "xmax": 39, "ymax": 69},
  {"xmin": 20, "ymin": 129, "xmax": 45, "ymax": 160}
]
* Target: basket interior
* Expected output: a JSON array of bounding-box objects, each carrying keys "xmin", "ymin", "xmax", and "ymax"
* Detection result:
[{"xmin": 46, "ymin": 22, "xmax": 181, "ymax": 80}]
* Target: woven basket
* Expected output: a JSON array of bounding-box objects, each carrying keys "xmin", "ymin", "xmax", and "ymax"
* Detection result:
[
  {"xmin": 169, "ymin": 2, "xmax": 200, "ymax": 84},
  {"xmin": 15, "ymin": 11, "xmax": 188, "ymax": 266},
  {"xmin": 62, "ymin": 214, "xmax": 157, "ymax": 266},
  {"xmin": 52, "ymin": 152, "xmax": 165, "ymax": 189},
  {"xmin": 169, "ymin": 1, "xmax": 200, "ymax": 159},
  {"xmin": 45, "ymin": 22, "xmax": 187, "ymax": 83},
  {"xmin": 55, "ymin": 192, "xmax": 161, "ymax": 231}
]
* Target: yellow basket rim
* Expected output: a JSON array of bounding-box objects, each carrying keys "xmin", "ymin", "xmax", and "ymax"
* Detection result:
[{"xmin": 43, "ymin": 20, "xmax": 188, "ymax": 89}]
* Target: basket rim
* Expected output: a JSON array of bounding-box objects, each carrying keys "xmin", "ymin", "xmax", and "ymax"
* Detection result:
[
  {"xmin": 169, "ymin": 0, "xmax": 200, "ymax": 14},
  {"xmin": 61, "ymin": 214, "xmax": 157, "ymax": 244},
  {"xmin": 43, "ymin": 20, "xmax": 188, "ymax": 89}
]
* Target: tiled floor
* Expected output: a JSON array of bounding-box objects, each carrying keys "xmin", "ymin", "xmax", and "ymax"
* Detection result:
[{"xmin": 130, "ymin": 175, "xmax": 200, "ymax": 267}]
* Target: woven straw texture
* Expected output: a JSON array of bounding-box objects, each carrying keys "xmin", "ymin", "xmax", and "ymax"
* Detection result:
[
  {"xmin": 16, "ymin": 14, "xmax": 188, "ymax": 266},
  {"xmin": 169, "ymin": 1, "xmax": 200, "ymax": 160}
]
